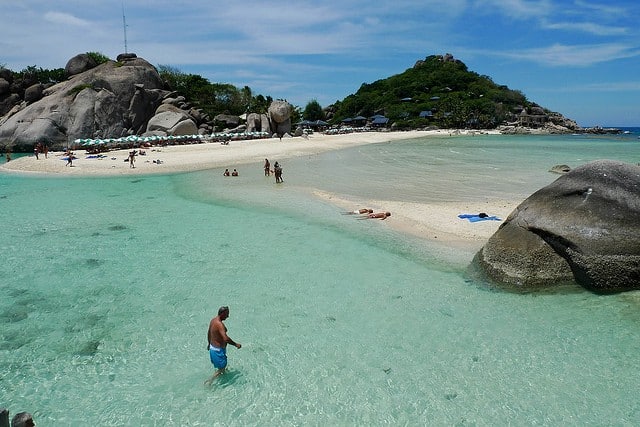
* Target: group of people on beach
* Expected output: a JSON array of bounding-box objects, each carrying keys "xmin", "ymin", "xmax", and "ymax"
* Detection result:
[
  {"xmin": 33, "ymin": 142, "xmax": 49, "ymax": 160},
  {"xmin": 344, "ymin": 208, "xmax": 391, "ymax": 220},
  {"xmin": 264, "ymin": 159, "xmax": 283, "ymax": 183},
  {"xmin": 219, "ymin": 159, "xmax": 282, "ymax": 182}
]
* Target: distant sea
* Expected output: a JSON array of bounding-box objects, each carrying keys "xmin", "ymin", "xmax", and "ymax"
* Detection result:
[{"xmin": 1, "ymin": 131, "xmax": 639, "ymax": 425}]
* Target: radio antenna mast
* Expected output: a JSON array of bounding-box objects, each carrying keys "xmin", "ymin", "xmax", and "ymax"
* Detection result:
[{"xmin": 122, "ymin": 3, "xmax": 128, "ymax": 53}]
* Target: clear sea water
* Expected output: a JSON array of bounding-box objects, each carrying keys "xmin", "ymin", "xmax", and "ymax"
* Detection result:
[{"xmin": 1, "ymin": 131, "xmax": 639, "ymax": 425}]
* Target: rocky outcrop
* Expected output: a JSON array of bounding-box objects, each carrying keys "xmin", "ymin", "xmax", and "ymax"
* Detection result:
[
  {"xmin": 0, "ymin": 54, "xmax": 293, "ymax": 151},
  {"xmin": 0, "ymin": 55, "xmax": 166, "ymax": 151},
  {"xmin": 472, "ymin": 160, "xmax": 640, "ymax": 293}
]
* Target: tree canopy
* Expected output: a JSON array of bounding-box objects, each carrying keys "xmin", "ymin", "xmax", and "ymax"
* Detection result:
[{"xmin": 303, "ymin": 99, "xmax": 325, "ymax": 121}]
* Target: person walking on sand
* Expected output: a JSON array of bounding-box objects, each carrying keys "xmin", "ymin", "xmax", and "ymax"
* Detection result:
[
  {"xmin": 264, "ymin": 159, "xmax": 270, "ymax": 176},
  {"xmin": 205, "ymin": 306, "xmax": 241, "ymax": 384},
  {"xmin": 128, "ymin": 150, "xmax": 136, "ymax": 168}
]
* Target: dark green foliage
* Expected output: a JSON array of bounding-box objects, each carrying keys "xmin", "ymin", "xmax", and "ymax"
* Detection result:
[
  {"xmin": 86, "ymin": 51, "xmax": 110, "ymax": 65},
  {"xmin": 13, "ymin": 65, "xmax": 65, "ymax": 86},
  {"xmin": 303, "ymin": 99, "xmax": 325, "ymax": 121},
  {"xmin": 67, "ymin": 83, "xmax": 94, "ymax": 97},
  {"xmin": 330, "ymin": 55, "xmax": 529, "ymax": 128}
]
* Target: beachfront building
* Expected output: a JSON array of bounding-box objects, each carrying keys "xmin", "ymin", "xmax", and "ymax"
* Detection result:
[{"xmin": 371, "ymin": 116, "xmax": 390, "ymax": 128}]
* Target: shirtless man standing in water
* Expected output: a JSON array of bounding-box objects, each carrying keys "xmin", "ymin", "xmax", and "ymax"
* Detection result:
[{"xmin": 205, "ymin": 306, "xmax": 241, "ymax": 384}]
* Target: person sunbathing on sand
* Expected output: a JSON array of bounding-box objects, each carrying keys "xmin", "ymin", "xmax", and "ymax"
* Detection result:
[
  {"xmin": 359, "ymin": 212, "xmax": 391, "ymax": 220},
  {"xmin": 343, "ymin": 208, "xmax": 373, "ymax": 215}
]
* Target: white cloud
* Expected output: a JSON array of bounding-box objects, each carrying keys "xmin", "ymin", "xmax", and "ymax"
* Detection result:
[
  {"xmin": 476, "ymin": 0, "xmax": 551, "ymax": 20},
  {"xmin": 44, "ymin": 11, "xmax": 91, "ymax": 27},
  {"xmin": 582, "ymin": 81, "xmax": 640, "ymax": 92},
  {"xmin": 500, "ymin": 43, "xmax": 640, "ymax": 66},
  {"xmin": 542, "ymin": 20, "xmax": 628, "ymax": 36},
  {"xmin": 572, "ymin": 0, "xmax": 627, "ymax": 17}
]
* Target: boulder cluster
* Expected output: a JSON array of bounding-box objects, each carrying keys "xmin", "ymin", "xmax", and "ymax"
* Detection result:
[
  {"xmin": 0, "ymin": 53, "xmax": 293, "ymax": 152},
  {"xmin": 472, "ymin": 160, "xmax": 640, "ymax": 294}
]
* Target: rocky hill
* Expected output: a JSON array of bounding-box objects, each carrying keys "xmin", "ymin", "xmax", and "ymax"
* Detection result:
[{"xmin": 327, "ymin": 53, "xmax": 581, "ymax": 133}]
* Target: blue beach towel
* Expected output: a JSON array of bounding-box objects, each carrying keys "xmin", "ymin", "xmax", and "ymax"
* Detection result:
[{"xmin": 458, "ymin": 213, "xmax": 501, "ymax": 222}]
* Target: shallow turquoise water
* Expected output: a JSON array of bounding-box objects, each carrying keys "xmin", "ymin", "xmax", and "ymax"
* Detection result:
[{"xmin": 1, "ymin": 133, "xmax": 639, "ymax": 425}]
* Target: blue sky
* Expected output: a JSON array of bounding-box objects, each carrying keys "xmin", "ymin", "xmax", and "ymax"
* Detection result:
[{"xmin": 1, "ymin": 0, "xmax": 639, "ymax": 127}]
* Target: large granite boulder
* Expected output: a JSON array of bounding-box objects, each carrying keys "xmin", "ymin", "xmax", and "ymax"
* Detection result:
[
  {"xmin": 472, "ymin": 160, "xmax": 640, "ymax": 293},
  {"xmin": 169, "ymin": 118, "xmax": 198, "ymax": 135},
  {"xmin": 268, "ymin": 100, "xmax": 292, "ymax": 136},
  {"xmin": 64, "ymin": 53, "xmax": 98, "ymax": 77},
  {"xmin": 146, "ymin": 106, "xmax": 191, "ymax": 133},
  {"xmin": 245, "ymin": 112, "xmax": 270, "ymax": 133},
  {"xmin": 214, "ymin": 114, "xmax": 240, "ymax": 128},
  {"xmin": 0, "ymin": 78, "xmax": 10, "ymax": 95},
  {"xmin": 0, "ymin": 93, "xmax": 20, "ymax": 117},
  {"xmin": 23, "ymin": 83, "xmax": 44, "ymax": 103},
  {"xmin": 0, "ymin": 56, "xmax": 165, "ymax": 151}
]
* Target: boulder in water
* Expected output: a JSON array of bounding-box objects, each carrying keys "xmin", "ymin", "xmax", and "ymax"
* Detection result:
[{"xmin": 472, "ymin": 160, "xmax": 640, "ymax": 293}]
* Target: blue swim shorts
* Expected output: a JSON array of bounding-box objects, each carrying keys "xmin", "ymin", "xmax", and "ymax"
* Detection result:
[{"xmin": 209, "ymin": 345, "xmax": 227, "ymax": 369}]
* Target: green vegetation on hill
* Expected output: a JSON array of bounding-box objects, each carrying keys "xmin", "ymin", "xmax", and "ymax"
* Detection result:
[
  {"xmin": 329, "ymin": 54, "xmax": 530, "ymax": 129},
  {"xmin": 156, "ymin": 65, "xmax": 273, "ymax": 118}
]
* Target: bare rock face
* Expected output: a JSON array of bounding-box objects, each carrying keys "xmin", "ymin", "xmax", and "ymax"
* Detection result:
[{"xmin": 472, "ymin": 160, "xmax": 640, "ymax": 293}]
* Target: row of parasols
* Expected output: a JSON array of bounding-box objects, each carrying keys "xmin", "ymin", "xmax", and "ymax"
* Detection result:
[{"xmin": 74, "ymin": 131, "xmax": 272, "ymax": 147}]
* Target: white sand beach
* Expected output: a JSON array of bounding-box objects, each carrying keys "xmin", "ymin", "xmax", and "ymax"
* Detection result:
[
  {"xmin": 1, "ymin": 129, "xmax": 499, "ymax": 176},
  {"xmin": 1, "ymin": 129, "xmax": 510, "ymax": 250}
]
